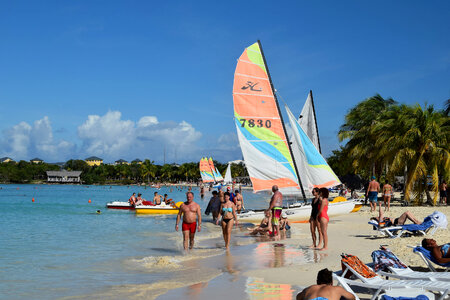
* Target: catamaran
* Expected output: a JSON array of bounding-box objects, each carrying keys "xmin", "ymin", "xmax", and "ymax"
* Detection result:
[{"xmin": 232, "ymin": 41, "xmax": 356, "ymax": 223}]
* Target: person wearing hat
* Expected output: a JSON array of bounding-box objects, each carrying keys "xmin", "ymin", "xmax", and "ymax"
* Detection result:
[
  {"xmin": 280, "ymin": 212, "xmax": 291, "ymax": 238},
  {"xmin": 366, "ymin": 176, "xmax": 380, "ymax": 212}
]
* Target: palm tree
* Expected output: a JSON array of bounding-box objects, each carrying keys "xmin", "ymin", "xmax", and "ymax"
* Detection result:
[
  {"xmin": 374, "ymin": 104, "xmax": 450, "ymax": 204},
  {"xmin": 338, "ymin": 94, "xmax": 396, "ymax": 178}
]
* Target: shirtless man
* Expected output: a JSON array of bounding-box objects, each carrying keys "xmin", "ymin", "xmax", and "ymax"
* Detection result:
[
  {"xmin": 440, "ymin": 181, "xmax": 447, "ymax": 205},
  {"xmin": 366, "ymin": 176, "xmax": 380, "ymax": 212},
  {"xmin": 234, "ymin": 190, "xmax": 244, "ymax": 213},
  {"xmin": 269, "ymin": 185, "xmax": 283, "ymax": 237},
  {"xmin": 153, "ymin": 192, "xmax": 162, "ymax": 205},
  {"xmin": 175, "ymin": 192, "xmax": 202, "ymax": 250},
  {"xmin": 296, "ymin": 268, "xmax": 355, "ymax": 300},
  {"xmin": 200, "ymin": 186, "xmax": 205, "ymax": 198}
]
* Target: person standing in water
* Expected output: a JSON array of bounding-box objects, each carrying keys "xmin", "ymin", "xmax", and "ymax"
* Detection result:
[
  {"xmin": 216, "ymin": 193, "xmax": 237, "ymax": 250},
  {"xmin": 175, "ymin": 192, "xmax": 202, "ymax": 250},
  {"xmin": 200, "ymin": 185, "xmax": 205, "ymax": 198},
  {"xmin": 366, "ymin": 176, "xmax": 380, "ymax": 212},
  {"xmin": 269, "ymin": 185, "xmax": 283, "ymax": 237}
]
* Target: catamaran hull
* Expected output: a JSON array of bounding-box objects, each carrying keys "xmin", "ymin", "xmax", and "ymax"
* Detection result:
[{"xmin": 237, "ymin": 200, "xmax": 356, "ymax": 223}]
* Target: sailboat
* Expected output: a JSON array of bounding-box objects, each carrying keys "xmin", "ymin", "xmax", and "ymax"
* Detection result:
[
  {"xmin": 199, "ymin": 157, "xmax": 214, "ymax": 183},
  {"xmin": 224, "ymin": 163, "xmax": 233, "ymax": 184},
  {"xmin": 232, "ymin": 41, "xmax": 355, "ymax": 223}
]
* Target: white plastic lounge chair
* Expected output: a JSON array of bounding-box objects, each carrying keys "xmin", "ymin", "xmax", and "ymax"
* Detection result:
[
  {"xmin": 377, "ymin": 288, "xmax": 435, "ymax": 300},
  {"xmin": 336, "ymin": 254, "xmax": 449, "ymax": 300},
  {"xmin": 333, "ymin": 275, "xmax": 360, "ymax": 300},
  {"xmin": 412, "ymin": 246, "xmax": 450, "ymax": 272},
  {"xmin": 368, "ymin": 219, "xmax": 438, "ymax": 238},
  {"xmin": 371, "ymin": 248, "xmax": 450, "ymax": 281}
]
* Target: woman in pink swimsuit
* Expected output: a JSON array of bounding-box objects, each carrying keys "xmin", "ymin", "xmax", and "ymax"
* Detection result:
[{"xmin": 317, "ymin": 188, "xmax": 329, "ymax": 251}]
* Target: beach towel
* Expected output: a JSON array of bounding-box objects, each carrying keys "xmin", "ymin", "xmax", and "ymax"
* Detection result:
[
  {"xmin": 429, "ymin": 211, "xmax": 448, "ymax": 229},
  {"xmin": 413, "ymin": 246, "xmax": 450, "ymax": 268},
  {"xmin": 341, "ymin": 254, "xmax": 377, "ymax": 278},
  {"xmin": 381, "ymin": 295, "xmax": 429, "ymax": 300},
  {"xmin": 371, "ymin": 249, "xmax": 407, "ymax": 272}
]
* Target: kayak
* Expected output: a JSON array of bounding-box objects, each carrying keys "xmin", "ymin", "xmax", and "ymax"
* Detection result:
[{"xmin": 237, "ymin": 199, "xmax": 356, "ymax": 223}]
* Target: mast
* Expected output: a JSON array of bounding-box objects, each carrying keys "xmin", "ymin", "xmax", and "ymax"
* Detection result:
[
  {"xmin": 309, "ymin": 90, "xmax": 322, "ymax": 154},
  {"xmin": 257, "ymin": 40, "xmax": 306, "ymax": 199}
]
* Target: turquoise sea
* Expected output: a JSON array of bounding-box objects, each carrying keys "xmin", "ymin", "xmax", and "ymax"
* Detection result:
[{"xmin": 1, "ymin": 184, "xmax": 294, "ymax": 299}]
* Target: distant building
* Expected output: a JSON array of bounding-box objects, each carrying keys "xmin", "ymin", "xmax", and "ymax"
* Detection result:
[
  {"xmin": 46, "ymin": 170, "xmax": 82, "ymax": 183},
  {"xmin": 30, "ymin": 158, "xmax": 44, "ymax": 164},
  {"xmin": 131, "ymin": 159, "xmax": 142, "ymax": 165},
  {"xmin": 0, "ymin": 157, "xmax": 15, "ymax": 163},
  {"xmin": 115, "ymin": 159, "xmax": 129, "ymax": 165},
  {"xmin": 85, "ymin": 156, "xmax": 103, "ymax": 166}
]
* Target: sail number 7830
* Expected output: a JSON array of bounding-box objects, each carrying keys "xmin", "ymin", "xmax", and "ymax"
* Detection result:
[{"xmin": 239, "ymin": 119, "xmax": 272, "ymax": 128}]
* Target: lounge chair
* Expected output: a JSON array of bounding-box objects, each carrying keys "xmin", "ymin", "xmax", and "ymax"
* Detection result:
[
  {"xmin": 368, "ymin": 217, "xmax": 438, "ymax": 238},
  {"xmin": 335, "ymin": 253, "xmax": 449, "ymax": 300},
  {"xmin": 371, "ymin": 248, "xmax": 450, "ymax": 281},
  {"xmin": 412, "ymin": 246, "xmax": 450, "ymax": 272}
]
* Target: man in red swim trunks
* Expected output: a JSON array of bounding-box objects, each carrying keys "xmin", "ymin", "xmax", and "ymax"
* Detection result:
[{"xmin": 175, "ymin": 192, "xmax": 202, "ymax": 250}]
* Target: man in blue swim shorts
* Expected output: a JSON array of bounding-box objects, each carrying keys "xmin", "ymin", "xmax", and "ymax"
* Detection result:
[
  {"xmin": 366, "ymin": 176, "xmax": 380, "ymax": 212},
  {"xmin": 296, "ymin": 268, "xmax": 355, "ymax": 300}
]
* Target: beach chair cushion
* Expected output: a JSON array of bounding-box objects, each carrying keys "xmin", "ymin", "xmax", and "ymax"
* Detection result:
[
  {"xmin": 401, "ymin": 218, "xmax": 433, "ymax": 232},
  {"xmin": 371, "ymin": 249, "xmax": 407, "ymax": 272},
  {"xmin": 380, "ymin": 294, "xmax": 430, "ymax": 300}
]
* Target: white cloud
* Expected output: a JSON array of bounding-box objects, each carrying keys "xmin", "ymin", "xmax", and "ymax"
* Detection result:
[{"xmin": 0, "ymin": 117, "xmax": 74, "ymax": 161}]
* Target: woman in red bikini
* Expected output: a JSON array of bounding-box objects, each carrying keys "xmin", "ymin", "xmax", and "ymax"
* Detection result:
[{"xmin": 316, "ymin": 188, "xmax": 329, "ymax": 251}]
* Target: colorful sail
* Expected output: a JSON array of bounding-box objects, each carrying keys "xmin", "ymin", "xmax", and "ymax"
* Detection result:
[
  {"xmin": 233, "ymin": 42, "xmax": 301, "ymax": 193},
  {"xmin": 199, "ymin": 157, "xmax": 214, "ymax": 183},
  {"xmin": 286, "ymin": 105, "xmax": 340, "ymax": 191},
  {"xmin": 207, "ymin": 157, "xmax": 223, "ymax": 182},
  {"xmin": 298, "ymin": 90, "xmax": 321, "ymax": 153}
]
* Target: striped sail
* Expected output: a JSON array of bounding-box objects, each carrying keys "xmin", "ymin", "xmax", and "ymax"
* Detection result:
[
  {"xmin": 286, "ymin": 105, "xmax": 340, "ymax": 191},
  {"xmin": 199, "ymin": 157, "xmax": 214, "ymax": 183},
  {"xmin": 214, "ymin": 167, "xmax": 224, "ymax": 181},
  {"xmin": 298, "ymin": 90, "xmax": 321, "ymax": 153},
  {"xmin": 233, "ymin": 42, "xmax": 300, "ymax": 193},
  {"xmin": 207, "ymin": 157, "xmax": 223, "ymax": 182}
]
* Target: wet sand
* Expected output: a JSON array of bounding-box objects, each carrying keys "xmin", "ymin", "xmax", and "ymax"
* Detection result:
[{"xmin": 158, "ymin": 204, "xmax": 450, "ymax": 300}]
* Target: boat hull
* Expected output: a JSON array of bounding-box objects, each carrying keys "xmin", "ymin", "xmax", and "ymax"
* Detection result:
[
  {"xmin": 237, "ymin": 200, "xmax": 356, "ymax": 223},
  {"xmin": 135, "ymin": 204, "xmax": 179, "ymax": 214},
  {"xmin": 106, "ymin": 201, "xmax": 134, "ymax": 210}
]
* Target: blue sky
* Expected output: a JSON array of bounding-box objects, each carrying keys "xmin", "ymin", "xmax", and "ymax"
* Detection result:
[{"xmin": 1, "ymin": 1, "xmax": 449, "ymax": 164}]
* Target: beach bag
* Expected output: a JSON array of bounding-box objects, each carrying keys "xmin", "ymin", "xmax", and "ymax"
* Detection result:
[{"xmin": 341, "ymin": 254, "xmax": 377, "ymax": 279}]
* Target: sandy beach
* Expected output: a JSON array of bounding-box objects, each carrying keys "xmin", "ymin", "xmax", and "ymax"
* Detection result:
[{"xmin": 155, "ymin": 203, "xmax": 450, "ymax": 300}]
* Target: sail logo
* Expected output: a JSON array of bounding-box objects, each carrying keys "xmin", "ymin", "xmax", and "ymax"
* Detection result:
[{"xmin": 241, "ymin": 81, "xmax": 262, "ymax": 92}]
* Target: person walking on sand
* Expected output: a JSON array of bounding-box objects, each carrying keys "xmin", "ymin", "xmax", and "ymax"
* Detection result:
[
  {"xmin": 309, "ymin": 187, "xmax": 322, "ymax": 249},
  {"xmin": 296, "ymin": 268, "xmax": 355, "ymax": 300},
  {"xmin": 382, "ymin": 180, "xmax": 393, "ymax": 211},
  {"xmin": 317, "ymin": 188, "xmax": 329, "ymax": 250},
  {"xmin": 216, "ymin": 193, "xmax": 238, "ymax": 250},
  {"xmin": 234, "ymin": 190, "xmax": 245, "ymax": 213},
  {"xmin": 269, "ymin": 185, "xmax": 283, "ymax": 238},
  {"xmin": 440, "ymin": 181, "xmax": 447, "ymax": 205},
  {"xmin": 366, "ymin": 176, "xmax": 380, "ymax": 212},
  {"xmin": 175, "ymin": 192, "xmax": 202, "ymax": 250}
]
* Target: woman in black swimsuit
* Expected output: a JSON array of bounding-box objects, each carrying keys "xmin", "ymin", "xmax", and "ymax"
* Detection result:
[{"xmin": 309, "ymin": 188, "xmax": 322, "ymax": 248}]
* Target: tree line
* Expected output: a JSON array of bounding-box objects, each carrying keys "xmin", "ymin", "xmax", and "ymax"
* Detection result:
[
  {"xmin": 0, "ymin": 159, "xmax": 249, "ymax": 185},
  {"xmin": 327, "ymin": 95, "xmax": 449, "ymax": 205}
]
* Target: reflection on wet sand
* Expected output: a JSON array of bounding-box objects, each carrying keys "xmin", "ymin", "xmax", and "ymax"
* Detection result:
[
  {"xmin": 186, "ymin": 282, "xmax": 209, "ymax": 299},
  {"xmin": 246, "ymin": 277, "xmax": 294, "ymax": 300},
  {"xmin": 252, "ymin": 243, "xmax": 324, "ymax": 268}
]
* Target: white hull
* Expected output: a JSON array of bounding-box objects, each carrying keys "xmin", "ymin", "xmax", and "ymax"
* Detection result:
[{"xmin": 237, "ymin": 200, "xmax": 356, "ymax": 223}]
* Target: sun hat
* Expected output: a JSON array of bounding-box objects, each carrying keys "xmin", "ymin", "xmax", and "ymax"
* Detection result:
[{"xmin": 281, "ymin": 212, "xmax": 287, "ymax": 218}]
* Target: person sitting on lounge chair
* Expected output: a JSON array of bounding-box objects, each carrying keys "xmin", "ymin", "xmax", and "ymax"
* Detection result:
[
  {"xmin": 422, "ymin": 238, "xmax": 450, "ymax": 264},
  {"xmin": 296, "ymin": 268, "xmax": 355, "ymax": 300},
  {"xmin": 371, "ymin": 205, "xmax": 421, "ymax": 227}
]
